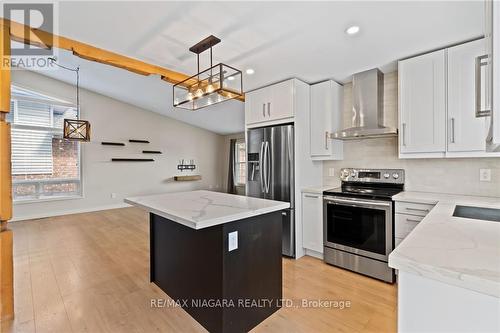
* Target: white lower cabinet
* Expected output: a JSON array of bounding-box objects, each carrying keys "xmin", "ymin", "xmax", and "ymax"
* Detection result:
[
  {"xmin": 301, "ymin": 192, "xmax": 323, "ymax": 254},
  {"xmin": 394, "ymin": 200, "xmax": 435, "ymax": 248}
]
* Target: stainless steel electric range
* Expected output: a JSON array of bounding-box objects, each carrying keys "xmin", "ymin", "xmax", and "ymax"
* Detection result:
[{"xmin": 323, "ymin": 168, "xmax": 405, "ymax": 283}]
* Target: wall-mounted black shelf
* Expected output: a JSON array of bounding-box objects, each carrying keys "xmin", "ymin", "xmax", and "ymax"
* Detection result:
[
  {"xmin": 142, "ymin": 150, "xmax": 162, "ymax": 154},
  {"xmin": 111, "ymin": 158, "xmax": 154, "ymax": 162},
  {"xmin": 177, "ymin": 164, "xmax": 196, "ymax": 171},
  {"xmin": 102, "ymin": 142, "xmax": 125, "ymax": 146},
  {"xmin": 129, "ymin": 139, "xmax": 150, "ymax": 144}
]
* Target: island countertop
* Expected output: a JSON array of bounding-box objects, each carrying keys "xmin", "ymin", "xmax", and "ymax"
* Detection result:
[
  {"xmin": 125, "ymin": 190, "xmax": 290, "ymax": 230},
  {"xmin": 389, "ymin": 191, "xmax": 500, "ymax": 298}
]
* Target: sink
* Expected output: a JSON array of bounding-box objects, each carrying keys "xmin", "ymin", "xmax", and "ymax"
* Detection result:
[{"xmin": 453, "ymin": 205, "xmax": 500, "ymax": 223}]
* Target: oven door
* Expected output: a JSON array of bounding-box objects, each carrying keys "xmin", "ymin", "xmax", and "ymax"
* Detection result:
[{"xmin": 323, "ymin": 196, "xmax": 393, "ymax": 262}]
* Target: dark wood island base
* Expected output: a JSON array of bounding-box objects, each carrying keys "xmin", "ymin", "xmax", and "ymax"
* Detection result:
[{"xmin": 150, "ymin": 211, "xmax": 283, "ymax": 333}]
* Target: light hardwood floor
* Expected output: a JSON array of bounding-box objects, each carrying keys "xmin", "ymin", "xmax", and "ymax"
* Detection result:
[{"xmin": 1, "ymin": 207, "xmax": 397, "ymax": 333}]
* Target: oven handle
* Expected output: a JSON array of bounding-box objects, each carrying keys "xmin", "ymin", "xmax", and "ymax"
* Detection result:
[{"xmin": 324, "ymin": 196, "xmax": 391, "ymax": 209}]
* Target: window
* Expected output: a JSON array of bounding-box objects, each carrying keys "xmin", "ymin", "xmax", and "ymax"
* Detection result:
[
  {"xmin": 234, "ymin": 139, "xmax": 246, "ymax": 186},
  {"xmin": 7, "ymin": 86, "xmax": 82, "ymax": 202}
]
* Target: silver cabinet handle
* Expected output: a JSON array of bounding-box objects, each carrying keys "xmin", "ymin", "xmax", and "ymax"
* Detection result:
[
  {"xmin": 406, "ymin": 218, "xmax": 421, "ymax": 223},
  {"xmin": 267, "ymin": 102, "xmax": 271, "ymax": 117},
  {"xmin": 452, "ymin": 118, "xmax": 455, "ymax": 143},
  {"xmin": 262, "ymin": 103, "xmax": 266, "ymax": 117},
  {"xmin": 304, "ymin": 194, "xmax": 319, "ymax": 199},
  {"xmin": 475, "ymin": 55, "xmax": 491, "ymax": 118},
  {"xmin": 405, "ymin": 207, "xmax": 429, "ymax": 212},
  {"xmin": 402, "ymin": 123, "xmax": 407, "ymax": 146},
  {"xmin": 325, "ymin": 131, "xmax": 329, "ymax": 150}
]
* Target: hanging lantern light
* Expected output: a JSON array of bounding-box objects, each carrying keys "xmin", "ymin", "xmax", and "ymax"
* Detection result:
[
  {"xmin": 173, "ymin": 35, "xmax": 243, "ymax": 111},
  {"xmin": 63, "ymin": 118, "xmax": 91, "ymax": 142},
  {"xmin": 49, "ymin": 58, "xmax": 91, "ymax": 142}
]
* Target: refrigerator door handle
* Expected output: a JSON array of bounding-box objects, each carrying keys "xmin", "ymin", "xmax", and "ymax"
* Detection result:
[
  {"xmin": 259, "ymin": 142, "xmax": 265, "ymax": 193},
  {"xmin": 264, "ymin": 141, "xmax": 271, "ymax": 193}
]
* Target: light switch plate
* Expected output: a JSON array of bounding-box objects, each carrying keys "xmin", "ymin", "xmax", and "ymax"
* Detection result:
[
  {"xmin": 228, "ymin": 231, "xmax": 238, "ymax": 252},
  {"xmin": 328, "ymin": 168, "xmax": 335, "ymax": 177},
  {"xmin": 480, "ymin": 169, "xmax": 491, "ymax": 182}
]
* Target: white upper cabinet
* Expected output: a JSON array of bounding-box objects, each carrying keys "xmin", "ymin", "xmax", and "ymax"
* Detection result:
[
  {"xmin": 269, "ymin": 80, "xmax": 295, "ymax": 121},
  {"xmin": 447, "ymin": 39, "xmax": 489, "ymax": 153},
  {"xmin": 399, "ymin": 49, "xmax": 447, "ymax": 155},
  {"xmin": 399, "ymin": 39, "xmax": 500, "ymax": 158},
  {"xmin": 245, "ymin": 80, "xmax": 295, "ymax": 126},
  {"xmin": 309, "ymin": 80, "xmax": 343, "ymax": 160}
]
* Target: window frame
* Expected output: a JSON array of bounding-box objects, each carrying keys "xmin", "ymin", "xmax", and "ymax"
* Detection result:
[
  {"xmin": 10, "ymin": 85, "xmax": 84, "ymax": 203},
  {"xmin": 233, "ymin": 138, "xmax": 246, "ymax": 187}
]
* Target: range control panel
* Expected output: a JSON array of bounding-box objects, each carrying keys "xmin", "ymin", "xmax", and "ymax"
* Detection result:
[{"xmin": 340, "ymin": 168, "xmax": 405, "ymax": 184}]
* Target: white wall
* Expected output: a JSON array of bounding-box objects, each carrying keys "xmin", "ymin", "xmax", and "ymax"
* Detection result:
[
  {"xmin": 323, "ymin": 72, "xmax": 500, "ymax": 197},
  {"xmin": 12, "ymin": 70, "xmax": 226, "ymax": 221}
]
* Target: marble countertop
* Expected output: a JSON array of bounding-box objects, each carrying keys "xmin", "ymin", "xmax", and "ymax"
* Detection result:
[
  {"xmin": 125, "ymin": 190, "xmax": 290, "ymax": 230},
  {"xmin": 389, "ymin": 191, "xmax": 500, "ymax": 297}
]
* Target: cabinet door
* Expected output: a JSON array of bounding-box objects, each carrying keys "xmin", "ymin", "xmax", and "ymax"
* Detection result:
[
  {"xmin": 310, "ymin": 81, "xmax": 343, "ymax": 158},
  {"xmin": 245, "ymin": 88, "xmax": 270, "ymax": 125},
  {"xmin": 448, "ymin": 39, "xmax": 488, "ymax": 152},
  {"xmin": 399, "ymin": 50, "xmax": 446, "ymax": 153},
  {"xmin": 302, "ymin": 192, "xmax": 323, "ymax": 253},
  {"xmin": 268, "ymin": 80, "xmax": 295, "ymax": 121},
  {"xmin": 310, "ymin": 81, "xmax": 332, "ymax": 156}
]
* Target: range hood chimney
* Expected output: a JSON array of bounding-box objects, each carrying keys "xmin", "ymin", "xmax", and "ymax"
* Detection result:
[{"xmin": 331, "ymin": 69, "xmax": 397, "ymax": 140}]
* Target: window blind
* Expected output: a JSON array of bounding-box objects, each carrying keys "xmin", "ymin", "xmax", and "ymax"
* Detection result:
[
  {"xmin": 16, "ymin": 100, "xmax": 52, "ymax": 127},
  {"xmin": 11, "ymin": 128, "xmax": 53, "ymax": 175}
]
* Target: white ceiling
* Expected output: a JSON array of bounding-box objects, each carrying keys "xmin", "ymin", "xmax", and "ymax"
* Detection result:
[{"xmin": 26, "ymin": 1, "xmax": 484, "ymax": 134}]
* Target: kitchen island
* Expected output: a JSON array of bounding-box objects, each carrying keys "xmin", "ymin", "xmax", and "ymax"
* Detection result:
[{"xmin": 125, "ymin": 190, "xmax": 290, "ymax": 333}]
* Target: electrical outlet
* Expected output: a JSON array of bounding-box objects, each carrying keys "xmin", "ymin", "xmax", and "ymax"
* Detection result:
[
  {"xmin": 328, "ymin": 168, "xmax": 335, "ymax": 177},
  {"xmin": 479, "ymin": 169, "xmax": 491, "ymax": 182},
  {"xmin": 111, "ymin": 192, "xmax": 117, "ymax": 199},
  {"xmin": 228, "ymin": 231, "xmax": 238, "ymax": 252}
]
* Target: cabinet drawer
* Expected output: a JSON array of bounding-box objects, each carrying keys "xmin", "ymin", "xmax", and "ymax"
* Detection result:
[
  {"xmin": 395, "ymin": 213, "xmax": 423, "ymax": 238},
  {"xmin": 395, "ymin": 201, "xmax": 435, "ymax": 216}
]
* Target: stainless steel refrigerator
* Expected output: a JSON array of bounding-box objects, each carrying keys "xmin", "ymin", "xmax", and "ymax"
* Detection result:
[{"xmin": 246, "ymin": 124, "xmax": 295, "ymax": 257}]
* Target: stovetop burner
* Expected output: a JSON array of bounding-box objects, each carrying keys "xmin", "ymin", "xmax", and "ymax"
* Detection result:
[{"xmin": 323, "ymin": 168, "xmax": 405, "ymax": 200}]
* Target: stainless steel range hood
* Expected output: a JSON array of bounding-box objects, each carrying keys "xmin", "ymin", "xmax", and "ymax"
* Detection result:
[{"xmin": 331, "ymin": 69, "xmax": 397, "ymax": 140}]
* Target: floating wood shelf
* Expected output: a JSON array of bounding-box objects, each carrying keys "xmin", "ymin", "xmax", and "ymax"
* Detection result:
[
  {"xmin": 174, "ymin": 175, "xmax": 202, "ymax": 181},
  {"xmin": 111, "ymin": 158, "xmax": 154, "ymax": 162},
  {"xmin": 102, "ymin": 142, "xmax": 125, "ymax": 146},
  {"xmin": 129, "ymin": 139, "xmax": 150, "ymax": 143},
  {"xmin": 142, "ymin": 150, "xmax": 162, "ymax": 154}
]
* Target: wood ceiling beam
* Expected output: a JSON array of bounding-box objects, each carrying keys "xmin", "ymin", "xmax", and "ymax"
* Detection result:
[{"xmin": 2, "ymin": 18, "xmax": 245, "ymax": 101}]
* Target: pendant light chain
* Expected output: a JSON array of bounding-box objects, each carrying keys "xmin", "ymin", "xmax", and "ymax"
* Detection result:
[{"xmin": 48, "ymin": 58, "xmax": 80, "ymax": 116}]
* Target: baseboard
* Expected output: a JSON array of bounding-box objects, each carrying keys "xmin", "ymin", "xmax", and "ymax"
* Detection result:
[
  {"xmin": 304, "ymin": 248, "xmax": 324, "ymax": 260},
  {"xmin": 10, "ymin": 203, "xmax": 131, "ymax": 222}
]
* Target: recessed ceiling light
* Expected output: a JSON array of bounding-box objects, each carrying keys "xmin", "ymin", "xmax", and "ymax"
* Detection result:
[
  {"xmin": 228, "ymin": 76, "xmax": 235, "ymax": 81},
  {"xmin": 345, "ymin": 26, "xmax": 360, "ymax": 35},
  {"xmin": 246, "ymin": 68, "xmax": 255, "ymax": 75}
]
